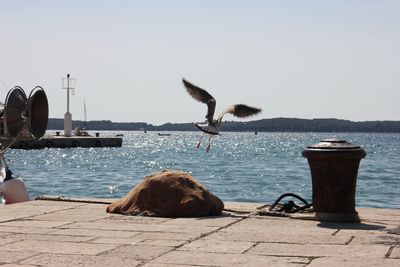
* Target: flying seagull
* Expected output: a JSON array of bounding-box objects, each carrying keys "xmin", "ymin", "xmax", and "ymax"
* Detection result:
[{"xmin": 183, "ymin": 78, "xmax": 261, "ymax": 152}]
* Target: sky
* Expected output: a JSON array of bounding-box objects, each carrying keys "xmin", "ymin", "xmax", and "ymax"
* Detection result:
[{"xmin": 0, "ymin": 0, "xmax": 399, "ymax": 125}]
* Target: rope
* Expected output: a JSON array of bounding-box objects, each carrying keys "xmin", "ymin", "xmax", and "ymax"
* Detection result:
[
  {"xmin": 256, "ymin": 192, "xmax": 313, "ymax": 216},
  {"xmin": 34, "ymin": 195, "xmax": 113, "ymax": 205},
  {"xmin": 269, "ymin": 192, "xmax": 311, "ymax": 213}
]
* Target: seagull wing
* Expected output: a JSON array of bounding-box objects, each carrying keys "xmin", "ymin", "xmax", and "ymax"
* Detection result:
[
  {"xmin": 217, "ymin": 104, "xmax": 261, "ymax": 122},
  {"xmin": 183, "ymin": 78, "xmax": 216, "ymax": 123},
  {"xmin": 182, "ymin": 78, "xmax": 215, "ymax": 104}
]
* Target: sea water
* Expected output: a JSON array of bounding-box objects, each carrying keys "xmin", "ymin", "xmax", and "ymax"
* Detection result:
[{"xmin": 4, "ymin": 131, "xmax": 400, "ymax": 209}]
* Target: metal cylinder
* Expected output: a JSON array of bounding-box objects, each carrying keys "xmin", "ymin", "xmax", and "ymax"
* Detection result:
[{"xmin": 302, "ymin": 139, "xmax": 366, "ymax": 223}]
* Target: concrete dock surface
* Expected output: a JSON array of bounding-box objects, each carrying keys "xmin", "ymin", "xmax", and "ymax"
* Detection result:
[{"xmin": 0, "ymin": 198, "xmax": 398, "ymax": 266}]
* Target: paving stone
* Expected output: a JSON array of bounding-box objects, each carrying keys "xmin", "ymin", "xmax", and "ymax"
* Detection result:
[
  {"xmin": 1, "ymin": 202, "xmax": 79, "ymax": 211},
  {"xmin": 12, "ymin": 233, "xmax": 95, "ymax": 243},
  {"xmin": 0, "ymin": 231, "xmax": 14, "ymax": 237},
  {"xmin": 335, "ymin": 225, "xmax": 400, "ymax": 245},
  {"xmin": 224, "ymin": 201, "xmax": 260, "ymax": 213},
  {"xmin": 27, "ymin": 213, "xmax": 109, "ymax": 222},
  {"xmin": 0, "ymin": 250, "xmax": 38, "ymax": 264},
  {"xmin": 206, "ymin": 230, "xmax": 351, "ymax": 244},
  {"xmin": 336, "ymin": 228, "xmax": 387, "ymax": 236},
  {"xmin": 2, "ymin": 233, "xmax": 94, "ymax": 246},
  {"xmin": 49, "ymin": 206, "xmax": 111, "ymax": 216},
  {"xmin": 178, "ymin": 239, "xmax": 255, "ymax": 253},
  {"xmin": 0, "ymin": 220, "xmax": 71, "ymax": 228},
  {"xmin": 143, "ymin": 264, "xmax": 194, "ymax": 267},
  {"xmin": 247, "ymin": 242, "xmax": 390, "ymax": 258},
  {"xmin": 72, "ymin": 203, "xmax": 110, "ymax": 209},
  {"xmin": 160, "ymin": 217, "xmax": 240, "ymax": 227},
  {"xmin": 0, "ymin": 225, "xmax": 54, "ymax": 234},
  {"xmin": 0, "ymin": 215, "xmax": 34, "ymax": 222},
  {"xmin": 0, "ymin": 234, "xmax": 24, "ymax": 245},
  {"xmin": 139, "ymin": 239, "xmax": 187, "ymax": 247},
  {"xmin": 308, "ymin": 257, "xmax": 399, "ymax": 267},
  {"xmin": 151, "ymin": 250, "xmax": 308, "ymax": 266},
  {"xmin": 5, "ymin": 203, "xmax": 83, "ymax": 215},
  {"xmin": 134, "ymin": 231, "xmax": 202, "ymax": 241},
  {"xmin": 55, "ymin": 203, "xmax": 113, "ymax": 216},
  {"xmin": 20, "ymin": 253, "xmax": 142, "ymax": 267},
  {"xmin": 0, "ymin": 199, "xmax": 398, "ymax": 266},
  {"xmin": 358, "ymin": 207, "xmax": 400, "ymax": 221},
  {"xmin": 21, "ymin": 206, "xmax": 75, "ymax": 215},
  {"xmin": 386, "ymin": 226, "xmax": 400, "ymax": 235},
  {"xmin": 4, "ymin": 240, "xmax": 120, "ymax": 255},
  {"xmin": 0, "ymin": 264, "xmax": 38, "ymax": 267},
  {"xmin": 49, "ymin": 228, "xmax": 140, "ymax": 238},
  {"xmin": 322, "ymin": 224, "xmax": 386, "ymax": 234},
  {"xmin": 390, "ymin": 246, "xmax": 400, "ymax": 259},
  {"xmin": 228, "ymin": 217, "xmax": 337, "ymax": 235},
  {"xmin": 90, "ymin": 237, "xmax": 144, "ymax": 245},
  {"xmin": 100, "ymin": 245, "xmax": 173, "ymax": 260},
  {"xmin": 19, "ymin": 200, "xmax": 85, "ymax": 207},
  {"xmin": 100, "ymin": 215, "xmax": 171, "ymax": 224},
  {"xmin": 0, "ymin": 209, "xmax": 54, "ymax": 221},
  {"xmin": 61, "ymin": 221, "xmax": 218, "ymax": 234},
  {"xmin": 345, "ymin": 232, "xmax": 400, "ymax": 246}
]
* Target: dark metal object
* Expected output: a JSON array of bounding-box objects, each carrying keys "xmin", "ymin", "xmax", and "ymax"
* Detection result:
[
  {"xmin": 302, "ymin": 139, "xmax": 366, "ymax": 223},
  {"xmin": 269, "ymin": 192, "xmax": 312, "ymax": 213}
]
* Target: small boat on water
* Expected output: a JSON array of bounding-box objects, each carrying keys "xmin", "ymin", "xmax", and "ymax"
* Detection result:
[{"xmin": 158, "ymin": 133, "xmax": 171, "ymax": 136}]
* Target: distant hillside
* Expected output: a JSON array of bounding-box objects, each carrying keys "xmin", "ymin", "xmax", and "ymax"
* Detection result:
[{"xmin": 47, "ymin": 118, "xmax": 400, "ymax": 133}]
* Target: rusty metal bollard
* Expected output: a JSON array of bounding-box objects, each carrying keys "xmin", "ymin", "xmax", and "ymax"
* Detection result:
[{"xmin": 302, "ymin": 139, "xmax": 366, "ymax": 223}]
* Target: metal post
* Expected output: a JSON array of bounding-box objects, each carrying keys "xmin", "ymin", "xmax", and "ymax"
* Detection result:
[
  {"xmin": 62, "ymin": 74, "xmax": 75, "ymax": 137},
  {"xmin": 67, "ymin": 74, "xmax": 70, "ymax": 113},
  {"xmin": 302, "ymin": 139, "xmax": 366, "ymax": 223}
]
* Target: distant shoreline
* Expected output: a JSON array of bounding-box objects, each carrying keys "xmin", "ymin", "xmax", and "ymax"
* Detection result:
[{"xmin": 47, "ymin": 118, "xmax": 400, "ymax": 133}]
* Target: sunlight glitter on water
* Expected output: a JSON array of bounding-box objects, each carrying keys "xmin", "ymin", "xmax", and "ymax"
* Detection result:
[{"xmin": 4, "ymin": 131, "xmax": 400, "ymax": 209}]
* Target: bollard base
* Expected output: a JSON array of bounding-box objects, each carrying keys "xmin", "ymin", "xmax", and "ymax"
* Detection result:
[{"xmin": 315, "ymin": 212, "xmax": 360, "ymax": 223}]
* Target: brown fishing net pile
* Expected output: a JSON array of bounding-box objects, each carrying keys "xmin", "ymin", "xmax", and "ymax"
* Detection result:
[{"xmin": 106, "ymin": 170, "xmax": 224, "ymax": 217}]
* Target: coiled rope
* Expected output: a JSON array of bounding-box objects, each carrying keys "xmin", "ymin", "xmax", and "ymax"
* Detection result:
[{"xmin": 256, "ymin": 192, "xmax": 313, "ymax": 216}]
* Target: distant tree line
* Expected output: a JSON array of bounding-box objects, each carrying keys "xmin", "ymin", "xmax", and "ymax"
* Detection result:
[{"xmin": 47, "ymin": 118, "xmax": 400, "ymax": 133}]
